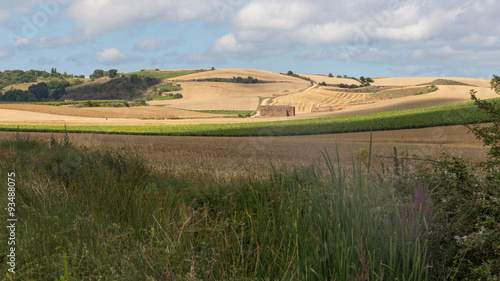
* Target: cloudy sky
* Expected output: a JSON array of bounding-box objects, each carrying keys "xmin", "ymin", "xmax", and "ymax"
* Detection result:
[{"xmin": 0, "ymin": 0, "xmax": 499, "ymax": 78}]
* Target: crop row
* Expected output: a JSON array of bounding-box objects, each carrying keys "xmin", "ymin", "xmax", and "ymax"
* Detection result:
[
  {"xmin": 31, "ymin": 100, "xmax": 127, "ymax": 106},
  {"xmin": 1, "ymin": 99, "xmax": 498, "ymax": 137}
]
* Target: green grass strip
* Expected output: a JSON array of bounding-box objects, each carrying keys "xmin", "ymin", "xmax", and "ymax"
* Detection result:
[
  {"xmin": 193, "ymin": 110, "xmax": 254, "ymax": 116},
  {"xmin": 30, "ymin": 100, "xmax": 127, "ymax": 106},
  {"xmin": 0, "ymin": 99, "xmax": 498, "ymax": 137}
]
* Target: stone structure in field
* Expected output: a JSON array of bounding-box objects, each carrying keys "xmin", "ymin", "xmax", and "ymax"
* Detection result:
[{"xmin": 260, "ymin": 105, "xmax": 295, "ymax": 117}]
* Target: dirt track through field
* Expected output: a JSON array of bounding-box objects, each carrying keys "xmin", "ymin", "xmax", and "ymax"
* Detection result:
[{"xmin": 0, "ymin": 125, "xmax": 488, "ymax": 179}]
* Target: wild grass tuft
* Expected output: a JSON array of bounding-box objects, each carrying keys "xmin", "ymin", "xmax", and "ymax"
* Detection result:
[{"xmin": 0, "ymin": 136, "xmax": 431, "ymax": 280}]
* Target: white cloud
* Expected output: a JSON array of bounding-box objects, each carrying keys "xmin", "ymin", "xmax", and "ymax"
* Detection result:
[
  {"xmin": 94, "ymin": 47, "xmax": 142, "ymax": 64},
  {"xmin": 65, "ymin": 0, "xmax": 215, "ymax": 37},
  {"xmin": 0, "ymin": 8, "xmax": 10, "ymax": 22},
  {"xmin": 210, "ymin": 33, "xmax": 255, "ymax": 54},
  {"xmin": 13, "ymin": 37, "xmax": 31, "ymax": 47},
  {"xmin": 134, "ymin": 38, "xmax": 163, "ymax": 52},
  {"xmin": 235, "ymin": 0, "xmax": 314, "ymax": 30}
]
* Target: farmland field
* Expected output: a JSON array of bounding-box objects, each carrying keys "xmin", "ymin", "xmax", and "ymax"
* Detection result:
[
  {"xmin": 0, "ymin": 99, "xmax": 498, "ymax": 136},
  {"xmin": 0, "ymin": 124, "xmax": 489, "ymax": 179},
  {"xmin": 126, "ymin": 69, "xmax": 208, "ymax": 79},
  {"xmin": 0, "ymin": 103, "xmax": 233, "ymax": 121},
  {"xmin": 269, "ymin": 86, "xmax": 370, "ymax": 113},
  {"xmin": 1, "ymin": 70, "xmax": 499, "ymax": 281}
]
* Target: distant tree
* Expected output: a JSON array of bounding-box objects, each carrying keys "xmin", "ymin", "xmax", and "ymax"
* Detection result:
[
  {"xmin": 360, "ymin": 76, "xmax": 366, "ymax": 83},
  {"xmin": 211, "ymin": 67, "xmax": 215, "ymax": 70},
  {"xmin": 90, "ymin": 69, "xmax": 105, "ymax": 80},
  {"xmin": 28, "ymin": 82, "xmax": 49, "ymax": 100},
  {"xmin": 108, "ymin": 69, "xmax": 118, "ymax": 78},
  {"xmin": 343, "ymin": 75, "xmax": 348, "ymax": 79},
  {"xmin": 129, "ymin": 74, "xmax": 139, "ymax": 83},
  {"xmin": 328, "ymin": 73, "xmax": 333, "ymax": 77},
  {"xmin": 366, "ymin": 77, "xmax": 374, "ymax": 83},
  {"xmin": 337, "ymin": 75, "xmax": 342, "ymax": 78},
  {"xmin": 320, "ymin": 81, "xmax": 327, "ymax": 86},
  {"xmin": 0, "ymin": 89, "xmax": 24, "ymax": 101},
  {"xmin": 287, "ymin": 70, "xmax": 294, "ymax": 75}
]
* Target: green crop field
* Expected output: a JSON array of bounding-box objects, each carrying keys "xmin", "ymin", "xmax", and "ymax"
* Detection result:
[
  {"xmin": 30, "ymin": 100, "xmax": 127, "ymax": 106},
  {"xmin": 193, "ymin": 110, "xmax": 255, "ymax": 116},
  {"xmin": 1, "ymin": 99, "xmax": 498, "ymax": 136},
  {"xmin": 126, "ymin": 70, "xmax": 207, "ymax": 79}
]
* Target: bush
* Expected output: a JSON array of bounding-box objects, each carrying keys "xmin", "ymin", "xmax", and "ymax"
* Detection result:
[{"xmin": 467, "ymin": 75, "xmax": 500, "ymax": 163}]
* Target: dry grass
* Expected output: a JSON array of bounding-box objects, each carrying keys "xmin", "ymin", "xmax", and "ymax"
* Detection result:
[
  {"xmin": 0, "ymin": 104, "xmax": 230, "ymax": 119},
  {"xmin": 148, "ymin": 69, "xmax": 310, "ymax": 111},
  {"xmin": 371, "ymin": 77, "xmax": 491, "ymax": 87},
  {"xmin": 0, "ymin": 125, "xmax": 488, "ymax": 179}
]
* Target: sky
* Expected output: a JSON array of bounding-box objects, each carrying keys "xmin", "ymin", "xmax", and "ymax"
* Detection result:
[{"xmin": 0, "ymin": 0, "xmax": 499, "ymax": 78}]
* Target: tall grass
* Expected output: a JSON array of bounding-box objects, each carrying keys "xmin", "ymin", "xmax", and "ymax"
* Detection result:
[{"xmin": 0, "ymin": 136, "xmax": 430, "ymax": 280}]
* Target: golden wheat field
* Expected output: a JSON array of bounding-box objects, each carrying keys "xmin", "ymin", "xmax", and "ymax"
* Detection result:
[
  {"xmin": 269, "ymin": 86, "xmax": 370, "ymax": 113},
  {"xmin": 0, "ymin": 124, "xmax": 488, "ymax": 179},
  {"xmin": 150, "ymin": 69, "xmax": 310, "ymax": 111}
]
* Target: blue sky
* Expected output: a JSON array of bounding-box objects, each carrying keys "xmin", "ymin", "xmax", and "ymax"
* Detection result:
[{"xmin": 0, "ymin": 0, "xmax": 499, "ymax": 78}]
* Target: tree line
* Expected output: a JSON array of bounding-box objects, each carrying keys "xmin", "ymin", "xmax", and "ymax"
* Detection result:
[{"xmin": 0, "ymin": 80, "xmax": 70, "ymax": 102}]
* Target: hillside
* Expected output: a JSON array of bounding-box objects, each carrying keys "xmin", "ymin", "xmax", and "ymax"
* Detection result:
[
  {"xmin": 149, "ymin": 69, "xmax": 311, "ymax": 111},
  {"xmin": 63, "ymin": 76, "xmax": 161, "ymax": 101}
]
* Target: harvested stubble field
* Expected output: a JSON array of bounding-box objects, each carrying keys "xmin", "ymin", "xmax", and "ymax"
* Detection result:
[
  {"xmin": 277, "ymin": 83, "xmax": 496, "ymax": 115},
  {"xmin": 148, "ymin": 69, "xmax": 310, "ymax": 111},
  {"xmin": 0, "ymin": 103, "xmax": 231, "ymax": 120},
  {"xmin": 0, "ymin": 124, "xmax": 488, "ymax": 179},
  {"xmin": 269, "ymin": 86, "xmax": 370, "ymax": 113},
  {"xmin": 370, "ymin": 77, "xmax": 491, "ymax": 87}
]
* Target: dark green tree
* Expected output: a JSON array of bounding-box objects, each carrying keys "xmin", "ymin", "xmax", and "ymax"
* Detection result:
[
  {"xmin": 28, "ymin": 82, "xmax": 49, "ymax": 100},
  {"xmin": 90, "ymin": 69, "xmax": 105, "ymax": 80},
  {"xmin": 328, "ymin": 73, "xmax": 333, "ymax": 77},
  {"xmin": 108, "ymin": 69, "xmax": 118, "ymax": 78}
]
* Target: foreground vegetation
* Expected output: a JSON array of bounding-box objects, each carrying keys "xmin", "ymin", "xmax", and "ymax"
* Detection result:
[
  {"xmin": 0, "ymin": 99, "xmax": 498, "ymax": 136},
  {"xmin": 0, "ymin": 133, "xmax": 429, "ymax": 280},
  {"xmin": 0, "ymin": 128, "xmax": 498, "ymax": 280}
]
